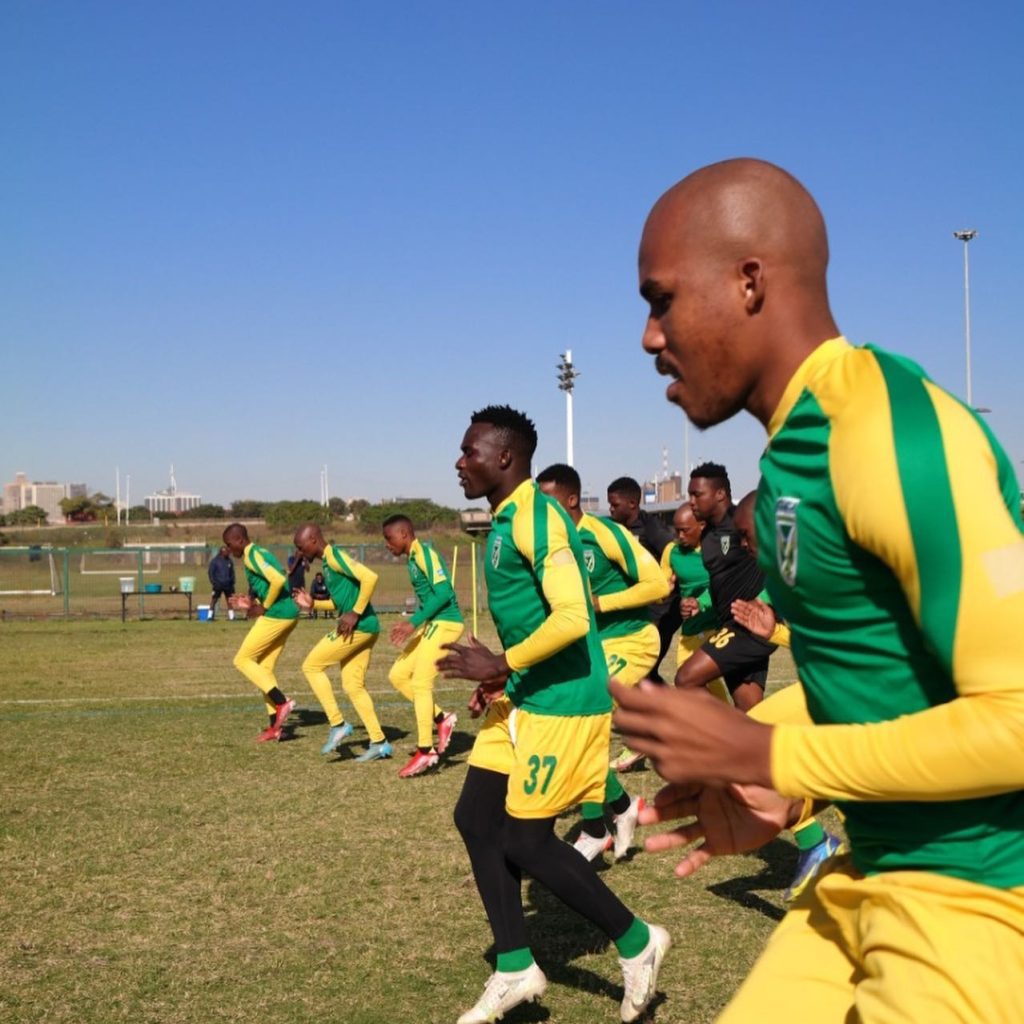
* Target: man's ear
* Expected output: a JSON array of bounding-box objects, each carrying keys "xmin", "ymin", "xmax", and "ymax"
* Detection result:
[{"xmin": 738, "ymin": 257, "xmax": 765, "ymax": 315}]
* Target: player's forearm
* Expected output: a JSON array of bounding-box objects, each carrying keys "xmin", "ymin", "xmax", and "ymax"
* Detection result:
[
  {"xmin": 772, "ymin": 691, "xmax": 1024, "ymax": 802},
  {"xmin": 409, "ymin": 582, "xmax": 454, "ymax": 627},
  {"xmin": 597, "ymin": 573, "xmax": 671, "ymax": 613}
]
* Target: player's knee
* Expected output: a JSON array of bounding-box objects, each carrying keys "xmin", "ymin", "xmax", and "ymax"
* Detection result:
[
  {"xmin": 501, "ymin": 818, "xmax": 551, "ymax": 870},
  {"xmin": 232, "ymin": 652, "xmax": 250, "ymax": 672},
  {"xmin": 341, "ymin": 678, "xmax": 364, "ymax": 697}
]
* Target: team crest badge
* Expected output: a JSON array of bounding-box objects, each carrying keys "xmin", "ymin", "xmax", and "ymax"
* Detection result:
[
  {"xmin": 775, "ymin": 497, "xmax": 800, "ymax": 586},
  {"xmin": 583, "ymin": 549, "xmax": 596, "ymax": 574},
  {"xmin": 490, "ymin": 536, "xmax": 503, "ymax": 569},
  {"xmin": 720, "ymin": 535, "xmax": 731, "ymax": 556}
]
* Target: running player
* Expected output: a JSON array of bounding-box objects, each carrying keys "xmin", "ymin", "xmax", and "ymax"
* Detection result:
[
  {"xmin": 615, "ymin": 157, "xmax": 1024, "ymax": 1022},
  {"xmin": 381, "ymin": 514, "xmax": 462, "ymax": 778},
  {"xmin": 676, "ymin": 462, "xmax": 774, "ymax": 711},
  {"xmin": 221, "ymin": 523, "xmax": 298, "ymax": 742},
  {"xmin": 536, "ymin": 462, "xmax": 667, "ymax": 862},
  {"xmin": 606, "ymin": 476, "xmax": 680, "ymax": 683},
  {"xmin": 438, "ymin": 406, "xmax": 669, "ymax": 1024},
  {"xmin": 292, "ymin": 524, "xmax": 392, "ymax": 762}
]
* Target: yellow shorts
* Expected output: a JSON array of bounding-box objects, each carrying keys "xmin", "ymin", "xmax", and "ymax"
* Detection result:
[
  {"xmin": 468, "ymin": 696, "xmax": 611, "ymax": 819},
  {"xmin": 719, "ymin": 856, "xmax": 1024, "ymax": 1024},
  {"xmin": 675, "ymin": 629, "xmax": 706, "ymax": 667},
  {"xmin": 602, "ymin": 624, "xmax": 660, "ymax": 687}
]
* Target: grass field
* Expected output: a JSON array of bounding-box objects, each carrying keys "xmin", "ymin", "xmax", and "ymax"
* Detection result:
[{"xmin": 2, "ymin": 619, "xmax": 830, "ymax": 1024}]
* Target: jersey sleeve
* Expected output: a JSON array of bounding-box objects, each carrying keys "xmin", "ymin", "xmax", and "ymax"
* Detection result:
[
  {"xmin": 252, "ymin": 549, "xmax": 287, "ymax": 609},
  {"xmin": 409, "ymin": 544, "xmax": 456, "ymax": 628},
  {"xmin": 593, "ymin": 520, "xmax": 671, "ymax": 613},
  {"xmin": 771, "ymin": 370, "xmax": 1024, "ymax": 803},
  {"xmin": 503, "ymin": 502, "xmax": 590, "ymax": 673}
]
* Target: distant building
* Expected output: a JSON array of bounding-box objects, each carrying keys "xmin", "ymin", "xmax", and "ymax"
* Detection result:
[
  {"xmin": 656, "ymin": 473, "xmax": 684, "ymax": 504},
  {"xmin": 144, "ymin": 466, "xmax": 201, "ymax": 515},
  {"xmin": 2, "ymin": 472, "xmax": 88, "ymax": 523},
  {"xmin": 580, "ymin": 493, "xmax": 601, "ymax": 514}
]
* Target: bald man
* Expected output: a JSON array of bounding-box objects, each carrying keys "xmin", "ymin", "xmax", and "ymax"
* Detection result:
[
  {"xmin": 613, "ymin": 158, "xmax": 1024, "ymax": 1023},
  {"xmin": 293, "ymin": 524, "xmax": 392, "ymax": 762},
  {"xmin": 222, "ymin": 523, "xmax": 299, "ymax": 742}
]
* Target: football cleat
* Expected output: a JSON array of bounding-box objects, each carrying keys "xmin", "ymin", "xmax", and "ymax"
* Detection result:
[
  {"xmin": 436, "ymin": 711, "xmax": 458, "ymax": 755},
  {"xmin": 354, "ymin": 739, "xmax": 393, "ymax": 762},
  {"xmin": 785, "ymin": 832, "xmax": 846, "ymax": 902},
  {"xmin": 612, "ymin": 796, "xmax": 645, "ymax": 862},
  {"xmin": 273, "ymin": 698, "xmax": 296, "ymax": 730},
  {"xmin": 572, "ymin": 829, "xmax": 613, "ymax": 862},
  {"xmin": 321, "ymin": 721, "xmax": 353, "ymax": 755},
  {"xmin": 456, "ymin": 963, "xmax": 547, "ymax": 1024},
  {"xmin": 619, "ymin": 924, "xmax": 671, "ymax": 1023},
  {"xmin": 256, "ymin": 725, "xmax": 282, "ymax": 743},
  {"xmin": 610, "ymin": 746, "xmax": 646, "ymax": 773},
  {"xmin": 398, "ymin": 749, "xmax": 440, "ymax": 778}
]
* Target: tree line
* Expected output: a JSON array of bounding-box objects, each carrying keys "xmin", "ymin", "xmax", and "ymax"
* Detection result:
[{"xmin": 1, "ymin": 494, "xmax": 463, "ymax": 531}]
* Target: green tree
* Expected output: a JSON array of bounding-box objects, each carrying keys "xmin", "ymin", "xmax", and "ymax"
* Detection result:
[
  {"xmin": 7, "ymin": 505, "xmax": 50, "ymax": 526},
  {"xmin": 358, "ymin": 499, "xmax": 461, "ymax": 531},
  {"xmin": 126, "ymin": 505, "xmax": 153, "ymax": 522},
  {"xmin": 264, "ymin": 500, "xmax": 331, "ymax": 529},
  {"xmin": 60, "ymin": 495, "xmax": 97, "ymax": 521},
  {"xmin": 347, "ymin": 498, "xmax": 370, "ymax": 520},
  {"xmin": 328, "ymin": 496, "xmax": 348, "ymax": 518},
  {"xmin": 179, "ymin": 503, "xmax": 227, "ymax": 519},
  {"xmin": 230, "ymin": 499, "xmax": 267, "ymax": 518}
]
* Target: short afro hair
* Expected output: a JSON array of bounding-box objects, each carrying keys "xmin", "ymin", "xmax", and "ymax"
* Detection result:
[
  {"xmin": 689, "ymin": 462, "xmax": 730, "ymax": 496},
  {"xmin": 536, "ymin": 463, "xmax": 581, "ymax": 496},
  {"xmin": 470, "ymin": 405, "xmax": 538, "ymax": 459},
  {"xmin": 607, "ymin": 476, "xmax": 641, "ymax": 501}
]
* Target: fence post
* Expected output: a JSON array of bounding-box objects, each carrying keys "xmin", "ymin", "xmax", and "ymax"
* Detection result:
[{"xmin": 63, "ymin": 548, "xmax": 70, "ymax": 618}]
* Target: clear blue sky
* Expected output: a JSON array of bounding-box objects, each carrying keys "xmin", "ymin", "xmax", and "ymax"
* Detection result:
[{"xmin": 4, "ymin": 1, "xmax": 1022, "ymax": 509}]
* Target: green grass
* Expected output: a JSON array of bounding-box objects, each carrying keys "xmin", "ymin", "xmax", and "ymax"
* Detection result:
[{"xmin": 2, "ymin": 619, "xmax": 823, "ymax": 1024}]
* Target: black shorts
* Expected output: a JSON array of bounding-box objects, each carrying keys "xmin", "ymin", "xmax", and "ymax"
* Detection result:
[
  {"xmin": 701, "ymin": 622, "xmax": 776, "ymax": 692},
  {"xmin": 211, "ymin": 586, "xmax": 235, "ymax": 600}
]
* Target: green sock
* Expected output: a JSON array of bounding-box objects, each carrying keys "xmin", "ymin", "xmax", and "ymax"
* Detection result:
[
  {"xmin": 614, "ymin": 917, "xmax": 651, "ymax": 960},
  {"xmin": 496, "ymin": 948, "xmax": 534, "ymax": 973},
  {"xmin": 605, "ymin": 768, "xmax": 625, "ymax": 803},
  {"xmin": 794, "ymin": 819, "xmax": 827, "ymax": 851},
  {"xmin": 581, "ymin": 801, "xmax": 605, "ymax": 820}
]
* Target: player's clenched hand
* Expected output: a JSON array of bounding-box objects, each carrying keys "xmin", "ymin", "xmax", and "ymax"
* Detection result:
[
  {"xmin": 390, "ymin": 620, "xmax": 415, "ymax": 647},
  {"xmin": 246, "ymin": 600, "xmax": 266, "ymax": 620},
  {"xmin": 679, "ymin": 596, "xmax": 700, "ymax": 619},
  {"xmin": 640, "ymin": 780, "xmax": 798, "ymax": 878},
  {"xmin": 293, "ymin": 589, "xmax": 313, "ymax": 611},
  {"xmin": 336, "ymin": 610, "xmax": 360, "ymax": 639},
  {"xmin": 731, "ymin": 598, "xmax": 776, "ymax": 640},
  {"xmin": 437, "ymin": 634, "xmax": 510, "ymax": 692},
  {"xmin": 610, "ymin": 680, "xmax": 773, "ymax": 788}
]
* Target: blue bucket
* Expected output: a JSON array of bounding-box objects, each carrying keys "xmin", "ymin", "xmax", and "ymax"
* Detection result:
[{"xmin": 197, "ymin": 605, "xmax": 212, "ymax": 622}]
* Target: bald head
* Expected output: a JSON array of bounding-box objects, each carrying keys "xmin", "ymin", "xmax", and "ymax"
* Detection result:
[
  {"xmin": 644, "ymin": 158, "xmax": 830, "ymax": 289},
  {"xmin": 672, "ymin": 501, "xmax": 703, "ymax": 550},
  {"xmin": 293, "ymin": 522, "xmax": 327, "ymax": 562},
  {"xmin": 733, "ymin": 490, "xmax": 759, "ymax": 557},
  {"xmin": 639, "ymin": 158, "xmax": 839, "ymax": 429}
]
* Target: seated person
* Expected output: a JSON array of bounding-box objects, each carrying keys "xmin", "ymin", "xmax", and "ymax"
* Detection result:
[{"xmin": 309, "ymin": 571, "xmax": 333, "ymax": 618}]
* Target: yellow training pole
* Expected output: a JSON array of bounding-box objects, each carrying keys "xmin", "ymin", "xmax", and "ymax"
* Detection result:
[
  {"xmin": 450, "ymin": 545, "xmax": 459, "ymax": 588},
  {"xmin": 471, "ymin": 540, "xmax": 478, "ymax": 636}
]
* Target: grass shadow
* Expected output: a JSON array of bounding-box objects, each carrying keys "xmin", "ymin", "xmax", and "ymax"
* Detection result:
[{"xmin": 704, "ymin": 838, "xmax": 793, "ymax": 923}]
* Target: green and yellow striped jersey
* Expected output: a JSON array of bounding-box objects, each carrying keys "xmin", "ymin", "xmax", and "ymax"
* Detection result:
[
  {"xmin": 757, "ymin": 337, "xmax": 1024, "ymax": 886},
  {"xmin": 577, "ymin": 513, "xmax": 670, "ymax": 639},
  {"xmin": 663, "ymin": 543, "xmax": 717, "ymax": 637},
  {"xmin": 406, "ymin": 538, "xmax": 463, "ymax": 628},
  {"xmin": 322, "ymin": 544, "xmax": 380, "ymax": 634},
  {"xmin": 243, "ymin": 544, "xmax": 299, "ymax": 620},
  {"xmin": 485, "ymin": 479, "xmax": 610, "ymax": 716}
]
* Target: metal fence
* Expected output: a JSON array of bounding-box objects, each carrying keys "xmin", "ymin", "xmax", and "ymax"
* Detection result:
[{"xmin": 0, "ymin": 541, "xmax": 488, "ymax": 621}]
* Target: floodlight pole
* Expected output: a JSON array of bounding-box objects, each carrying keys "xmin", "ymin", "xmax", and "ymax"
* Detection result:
[
  {"xmin": 557, "ymin": 350, "xmax": 580, "ymax": 467},
  {"xmin": 953, "ymin": 229, "xmax": 978, "ymax": 407}
]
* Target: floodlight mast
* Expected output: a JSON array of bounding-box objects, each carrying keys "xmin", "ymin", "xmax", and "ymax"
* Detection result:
[
  {"xmin": 953, "ymin": 229, "xmax": 978, "ymax": 407},
  {"xmin": 556, "ymin": 350, "xmax": 580, "ymax": 466}
]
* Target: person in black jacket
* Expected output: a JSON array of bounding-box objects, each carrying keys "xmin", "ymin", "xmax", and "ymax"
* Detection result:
[{"xmin": 207, "ymin": 546, "xmax": 236, "ymax": 620}]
